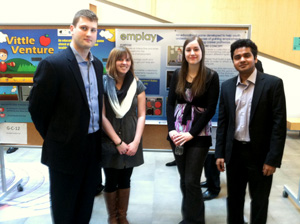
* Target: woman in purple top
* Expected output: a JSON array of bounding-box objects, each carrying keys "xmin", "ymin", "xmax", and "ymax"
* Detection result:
[{"xmin": 166, "ymin": 36, "xmax": 219, "ymax": 224}]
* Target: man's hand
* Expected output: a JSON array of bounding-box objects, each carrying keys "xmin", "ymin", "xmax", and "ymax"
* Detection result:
[
  {"xmin": 216, "ymin": 158, "xmax": 225, "ymax": 172},
  {"xmin": 262, "ymin": 164, "xmax": 276, "ymax": 176}
]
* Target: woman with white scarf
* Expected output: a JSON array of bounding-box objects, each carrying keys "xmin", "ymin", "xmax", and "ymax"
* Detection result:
[{"xmin": 101, "ymin": 47, "xmax": 146, "ymax": 224}]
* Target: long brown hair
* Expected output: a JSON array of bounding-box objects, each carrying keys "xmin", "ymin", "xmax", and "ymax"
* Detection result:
[
  {"xmin": 176, "ymin": 36, "xmax": 207, "ymax": 97},
  {"xmin": 106, "ymin": 47, "xmax": 138, "ymax": 80}
]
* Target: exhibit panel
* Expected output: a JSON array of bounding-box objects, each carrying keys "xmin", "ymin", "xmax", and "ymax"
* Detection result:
[{"xmin": 0, "ymin": 24, "xmax": 250, "ymax": 128}]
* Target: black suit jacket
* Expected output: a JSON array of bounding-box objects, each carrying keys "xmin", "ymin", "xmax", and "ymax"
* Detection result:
[
  {"xmin": 215, "ymin": 71, "xmax": 286, "ymax": 168},
  {"xmin": 29, "ymin": 47, "xmax": 103, "ymax": 174}
]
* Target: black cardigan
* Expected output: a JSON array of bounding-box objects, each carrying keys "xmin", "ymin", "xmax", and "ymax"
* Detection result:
[{"xmin": 166, "ymin": 67, "xmax": 220, "ymax": 147}]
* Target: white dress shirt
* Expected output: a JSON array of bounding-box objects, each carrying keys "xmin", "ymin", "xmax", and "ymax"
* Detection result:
[{"xmin": 234, "ymin": 69, "xmax": 257, "ymax": 142}]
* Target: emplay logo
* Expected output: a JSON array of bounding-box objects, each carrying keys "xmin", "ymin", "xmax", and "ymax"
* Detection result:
[{"xmin": 120, "ymin": 32, "xmax": 163, "ymax": 43}]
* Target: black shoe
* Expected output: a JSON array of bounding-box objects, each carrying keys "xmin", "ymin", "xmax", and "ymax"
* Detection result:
[
  {"xmin": 6, "ymin": 147, "xmax": 19, "ymax": 154},
  {"xmin": 202, "ymin": 190, "xmax": 219, "ymax": 201},
  {"xmin": 95, "ymin": 184, "xmax": 105, "ymax": 196},
  {"xmin": 200, "ymin": 181, "xmax": 208, "ymax": 188},
  {"xmin": 166, "ymin": 160, "xmax": 176, "ymax": 166}
]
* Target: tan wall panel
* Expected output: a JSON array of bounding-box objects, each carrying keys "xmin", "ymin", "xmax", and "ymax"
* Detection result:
[
  {"xmin": 27, "ymin": 122, "xmax": 43, "ymax": 146},
  {"xmin": 25, "ymin": 123, "xmax": 171, "ymax": 149},
  {"xmin": 143, "ymin": 125, "xmax": 171, "ymax": 149},
  {"xmin": 89, "ymin": 4, "xmax": 97, "ymax": 14},
  {"xmin": 105, "ymin": 0, "xmax": 300, "ymax": 66}
]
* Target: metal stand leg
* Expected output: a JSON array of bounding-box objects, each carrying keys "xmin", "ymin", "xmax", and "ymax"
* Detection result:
[{"xmin": 0, "ymin": 145, "xmax": 23, "ymax": 201}]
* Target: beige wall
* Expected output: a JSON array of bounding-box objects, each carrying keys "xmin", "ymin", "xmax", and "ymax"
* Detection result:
[
  {"xmin": 0, "ymin": 0, "xmax": 88, "ymax": 24},
  {"xmin": 3, "ymin": 0, "xmax": 298, "ymax": 65},
  {"xmin": 104, "ymin": 0, "xmax": 300, "ymax": 66}
]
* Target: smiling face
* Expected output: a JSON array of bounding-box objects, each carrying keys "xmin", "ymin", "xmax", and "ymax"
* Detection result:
[
  {"xmin": 232, "ymin": 47, "xmax": 257, "ymax": 76},
  {"xmin": 0, "ymin": 52, "xmax": 7, "ymax": 61},
  {"xmin": 116, "ymin": 53, "xmax": 131, "ymax": 76},
  {"xmin": 70, "ymin": 16, "xmax": 98, "ymax": 54},
  {"xmin": 184, "ymin": 39, "xmax": 202, "ymax": 65}
]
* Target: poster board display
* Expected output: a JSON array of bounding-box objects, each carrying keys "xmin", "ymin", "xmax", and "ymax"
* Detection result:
[
  {"xmin": 0, "ymin": 24, "xmax": 250, "ymax": 145},
  {"xmin": 0, "ymin": 24, "xmax": 250, "ymax": 124}
]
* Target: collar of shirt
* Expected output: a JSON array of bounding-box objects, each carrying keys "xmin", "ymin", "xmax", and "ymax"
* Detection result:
[
  {"xmin": 70, "ymin": 43, "xmax": 94, "ymax": 64},
  {"xmin": 236, "ymin": 68, "xmax": 257, "ymax": 87},
  {"xmin": 69, "ymin": 43, "xmax": 99, "ymax": 134},
  {"xmin": 234, "ymin": 68, "xmax": 257, "ymax": 142}
]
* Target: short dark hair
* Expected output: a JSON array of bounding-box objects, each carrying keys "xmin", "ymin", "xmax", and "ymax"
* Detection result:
[
  {"xmin": 230, "ymin": 39, "xmax": 258, "ymax": 60},
  {"xmin": 0, "ymin": 49, "xmax": 8, "ymax": 54},
  {"xmin": 72, "ymin": 9, "xmax": 98, "ymax": 26}
]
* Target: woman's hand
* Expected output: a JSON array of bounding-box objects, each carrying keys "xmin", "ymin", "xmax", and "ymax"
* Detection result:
[
  {"xmin": 169, "ymin": 130, "xmax": 179, "ymax": 143},
  {"xmin": 116, "ymin": 142, "xmax": 129, "ymax": 155},
  {"xmin": 126, "ymin": 141, "xmax": 139, "ymax": 156},
  {"xmin": 173, "ymin": 132, "xmax": 193, "ymax": 146}
]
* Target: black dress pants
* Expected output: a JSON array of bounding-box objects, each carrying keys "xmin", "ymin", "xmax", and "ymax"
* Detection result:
[
  {"xmin": 171, "ymin": 141, "xmax": 209, "ymax": 224},
  {"xmin": 49, "ymin": 132, "xmax": 100, "ymax": 224},
  {"xmin": 226, "ymin": 140, "xmax": 273, "ymax": 224}
]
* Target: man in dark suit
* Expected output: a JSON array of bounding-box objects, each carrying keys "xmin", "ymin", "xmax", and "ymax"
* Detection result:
[
  {"xmin": 215, "ymin": 39, "xmax": 286, "ymax": 224},
  {"xmin": 201, "ymin": 58, "xmax": 265, "ymax": 201},
  {"xmin": 28, "ymin": 9, "xmax": 103, "ymax": 224}
]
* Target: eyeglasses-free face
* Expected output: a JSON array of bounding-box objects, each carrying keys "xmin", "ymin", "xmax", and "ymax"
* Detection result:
[
  {"xmin": 116, "ymin": 53, "xmax": 131, "ymax": 76},
  {"xmin": 184, "ymin": 39, "xmax": 202, "ymax": 65}
]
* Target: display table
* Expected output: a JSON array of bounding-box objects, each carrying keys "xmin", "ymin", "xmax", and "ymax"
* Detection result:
[{"xmin": 287, "ymin": 118, "xmax": 300, "ymax": 133}]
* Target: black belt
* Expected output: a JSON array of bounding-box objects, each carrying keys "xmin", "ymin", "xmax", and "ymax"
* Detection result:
[
  {"xmin": 88, "ymin": 130, "xmax": 100, "ymax": 137},
  {"xmin": 234, "ymin": 139, "xmax": 251, "ymax": 145}
]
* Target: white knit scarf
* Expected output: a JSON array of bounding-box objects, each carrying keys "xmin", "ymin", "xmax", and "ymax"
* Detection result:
[{"xmin": 106, "ymin": 74, "xmax": 137, "ymax": 118}]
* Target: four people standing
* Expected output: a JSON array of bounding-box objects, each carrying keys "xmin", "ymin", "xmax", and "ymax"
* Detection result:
[
  {"xmin": 101, "ymin": 47, "xmax": 146, "ymax": 224},
  {"xmin": 166, "ymin": 36, "xmax": 220, "ymax": 224},
  {"xmin": 215, "ymin": 39, "xmax": 286, "ymax": 224}
]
